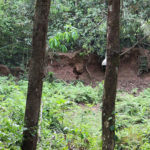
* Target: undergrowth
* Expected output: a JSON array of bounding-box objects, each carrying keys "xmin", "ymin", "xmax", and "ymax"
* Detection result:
[{"xmin": 0, "ymin": 76, "xmax": 150, "ymax": 149}]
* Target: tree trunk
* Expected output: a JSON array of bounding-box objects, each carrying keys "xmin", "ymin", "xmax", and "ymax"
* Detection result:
[
  {"xmin": 22, "ymin": 0, "xmax": 51, "ymax": 150},
  {"xmin": 102, "ymin": 0, "xmax": 120, "ymax": 150}
]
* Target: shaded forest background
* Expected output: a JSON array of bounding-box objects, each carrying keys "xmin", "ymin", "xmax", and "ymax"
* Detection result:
[{"xmin": 0, "ymin": 0, "xmax": 150, "ymax": 67}]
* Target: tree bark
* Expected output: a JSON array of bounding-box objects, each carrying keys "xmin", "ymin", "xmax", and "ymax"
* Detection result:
[
  {"xmin": 22, "ymin": 0, "xmax": 51, "ymax": 150},
  {"xmin": 102, "ymin": 0, "xmax": 120, "ymax": 150}
]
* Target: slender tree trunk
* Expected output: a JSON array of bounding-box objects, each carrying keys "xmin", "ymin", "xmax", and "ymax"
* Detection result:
[
  {"xmin": 102, "ymin": 0, "xmax": 120, "ymax": 150},
  {"xmin": 22, "ymin": 0, "xmax": 51, "ymax": 150}
]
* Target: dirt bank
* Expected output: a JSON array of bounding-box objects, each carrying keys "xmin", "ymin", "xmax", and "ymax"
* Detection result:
[{"xmin": 45, "ymin": 48, "xmax": 150, "ymax": 92}]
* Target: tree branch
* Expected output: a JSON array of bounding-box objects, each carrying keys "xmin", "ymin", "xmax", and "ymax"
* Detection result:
[{"xmin": 120, "ymin": 35, "xmax": 148, "ymax": 56}]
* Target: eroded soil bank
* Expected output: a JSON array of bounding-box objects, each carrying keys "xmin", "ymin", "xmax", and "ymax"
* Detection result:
[
  {"xmin": 45, "ymin": 48, "xmax": 150, "ymax": 92},
  {"xmin": 0, "ymin": 48, "xmax": 150, "ymax": 92}
]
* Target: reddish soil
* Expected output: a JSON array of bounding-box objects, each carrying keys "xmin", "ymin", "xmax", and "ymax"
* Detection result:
[
  {"xmin": 46, "ymin": 48, "xmax": 150, "ymax": 93},
  {"xmin": 0, "ymin": 64, "xmax": 11, "ymax": 76}
]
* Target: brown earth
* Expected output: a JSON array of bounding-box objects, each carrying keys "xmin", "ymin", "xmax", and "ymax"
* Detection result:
[
  {"xmin": 0, "ymin": 65, "xmax": 24, "ymax": 78},
  {"xmin": 45, "ymin": 48, "xmax": 150, "ymax": 93},
  {"xmin": 0, "ymin": 64, "xmax": 11, "ymax": 76},
  {"xmin": 10, "ymin": 67, "xmax": 24, "ymax": 77},
  {"xmin": 0, "ymin": 48, "xmax": 149, "ymax": 93}
]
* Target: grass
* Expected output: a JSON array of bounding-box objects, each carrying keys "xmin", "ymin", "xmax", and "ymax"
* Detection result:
[{"xmin": 0, "ymin": 76, "xmax": 150, "ymax": 149}]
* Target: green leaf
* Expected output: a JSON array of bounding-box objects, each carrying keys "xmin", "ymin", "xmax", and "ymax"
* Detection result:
[
  {"xmin": 64, "ymin": 32, "xmax": 70, "ymax": 42},
  {"xmin": 61, "ymin": 45, "xmax": 67, "ymax": 52}
]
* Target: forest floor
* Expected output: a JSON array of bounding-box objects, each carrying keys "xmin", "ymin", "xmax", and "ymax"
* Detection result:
[
  {"xmin": 46, "ymin": 48, "xmax": 150, "ymax": 93},
  {"xmin": 1, "ymin": 48, "xmax": 150, "ymax": 149}
]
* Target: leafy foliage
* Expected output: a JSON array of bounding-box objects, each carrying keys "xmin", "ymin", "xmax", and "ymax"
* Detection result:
[
  {"xmin": 0, "ymin": 77, "xmax": 102, "ymax": 149},
  {"xmin": 0, "ymin": 0, "xmax": 32, "ymax": 67},
  {"xmin": 48, "ymin": 0, "xmax": 107, "ymax": 56},
  {"xmin": 115, "ymin": 89, "xmax": 150, "ymax": 149},
  {"xmin": 0, "ymin": 77, "xmax": 150, "ymax": 149},
  {"xmin": 48, "ymin": 0, "xmax": 150, "ymax": 56},
  {"xmin": 0, "ymin": 0, "xmax": 150, "ymax": 66},
  {"xmin": 48, "ymin": 25, "xmax": 79, "ymax": 52},
  {"xmin": 42, "ymin": 80, "xmax": 102, "ymax": 104}
]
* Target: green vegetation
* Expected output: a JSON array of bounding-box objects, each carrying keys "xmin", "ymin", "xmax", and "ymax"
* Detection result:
[
  {"xmin": 0, "ymin": 0, "xmax": 32, "ymax": 67},
  {"xmin": 0, "ymin": 77, "xmax": 150, "ymax": 149},
  {"xmin": 49, "ymin": 24, "xmax": 79, "ymax": 52},
  {"xmin": 0, "ymin": 0, "xmax": 150, "ymax": 149},
  {"xmin": 0, "ymin": 0, "xmax": 150, "ymax": 67}
]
